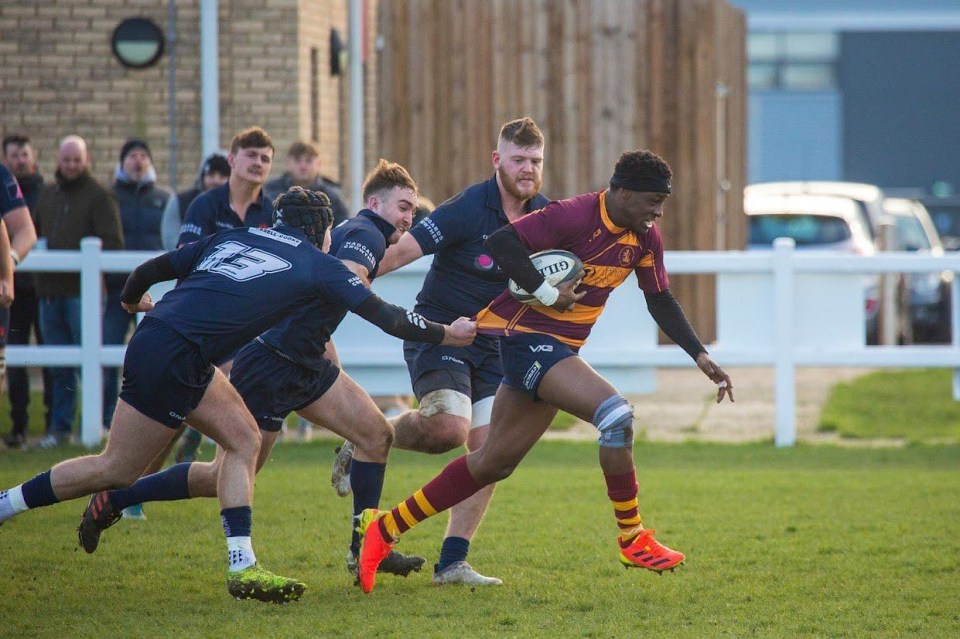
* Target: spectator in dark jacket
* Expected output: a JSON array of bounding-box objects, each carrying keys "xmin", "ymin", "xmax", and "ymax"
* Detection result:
[
  {"xmin": 103, "ymin": 139, "xmax": 171, "ymax": 431},
  {"xmin": 33, "ymin": 135, "xmax": 123, "ymax": 447},
  {"xmin": 2, "ymin": 133, "xmax": 47, "ymax": 448},
  {"xmin": 264, "ymin": 140, "xmax": 350, "ymax": 227}
]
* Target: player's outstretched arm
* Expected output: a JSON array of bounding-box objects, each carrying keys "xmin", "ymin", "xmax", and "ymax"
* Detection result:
[
  {"xmin": 696, "ymin": 352, "xmax": 734, "ymax": 403},
  {"xmin": 120, "ymin": 252, "xmax": 178, "ymax": 314},
  {"xmin": 121, "ymin": 291, "xmax": 154, "ymax": 314},
  {"xmin": 351, "ymin": 294, "xmax": 474, "ymax": 347},
  {"xmin": 644, "ymin": 288, "xmax": 733, "ymax": 403},
  {"xmin": 443, "ymin": 316, "xmax": 477, "ymax": 347}
]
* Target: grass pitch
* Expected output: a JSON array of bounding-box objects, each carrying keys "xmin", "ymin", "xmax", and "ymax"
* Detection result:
[
  {"xmin": 1, "ymin": 440, "xmax": 957, "ymax": 638},
  {"xmin": 819, "ymin": 368, "xmax": 960, "ymax": 441}
]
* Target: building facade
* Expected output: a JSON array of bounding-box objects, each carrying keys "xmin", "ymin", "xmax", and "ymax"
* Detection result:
[
  {"xmin": 732, "ymin": 0, "xmax": 960, "ymax": 195},
  {"xmin": 0, "ymin": 1, "xmax": 377, "ymax": 195}
]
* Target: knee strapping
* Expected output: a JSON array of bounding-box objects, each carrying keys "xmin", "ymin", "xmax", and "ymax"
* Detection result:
[
  {"xmin": 419, "ymin": 388, "xmax": 472, "ymax": 421},
  {"xmin": 593, "ymin": 395, "xmax": 633, "ymax": 448}
]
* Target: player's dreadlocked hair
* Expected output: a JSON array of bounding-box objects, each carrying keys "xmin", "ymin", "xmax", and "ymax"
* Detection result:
[{"xmin": 273, "ymin": 186, "xmax": 334, "ymax": 248}]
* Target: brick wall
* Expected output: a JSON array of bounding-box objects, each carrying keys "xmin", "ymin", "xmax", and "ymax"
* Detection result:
[{"xmin": 0, "ymin": 1, "xmax": 374, "ymax": 197}]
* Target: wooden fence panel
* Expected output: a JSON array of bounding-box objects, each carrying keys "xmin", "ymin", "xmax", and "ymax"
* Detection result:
[{"xmin": 376, "ymin": 0, "xmax": 746, "ymax": 340}]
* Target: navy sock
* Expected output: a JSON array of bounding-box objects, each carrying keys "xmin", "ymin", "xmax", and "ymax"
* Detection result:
[
  {"xmin": 436, "ymin": 536, "xmax": 470, "ymax": 573},
  {"xmin": 108, "ymin": 463, "xmax": 193, "ymax": 511},
  {"xmin": 349, "ymin": 460, "xmax": 385, "ymax": 556},
  {"xmin": 21, "ymin": 471, "xmax": 59, "ymax": 509},
  {"xmin": 221, "ymin": 505, "xmax": 253, "ymax": 538}
]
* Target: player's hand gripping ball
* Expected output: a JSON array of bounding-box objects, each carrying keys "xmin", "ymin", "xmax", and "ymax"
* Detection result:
[{"xmin": 508, "ymin": 249, "xmax": 584, "ymax": 306}]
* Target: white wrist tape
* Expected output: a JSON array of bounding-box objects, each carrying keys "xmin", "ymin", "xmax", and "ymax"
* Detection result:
[{"xmin": 532, "ymin": 281, "xmax": 560, "ymax": 306}]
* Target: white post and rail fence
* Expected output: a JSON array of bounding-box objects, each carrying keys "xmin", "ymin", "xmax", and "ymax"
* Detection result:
[{"xmin": 11, "ymin": 237, "xmax": 960, "ymax": 449}]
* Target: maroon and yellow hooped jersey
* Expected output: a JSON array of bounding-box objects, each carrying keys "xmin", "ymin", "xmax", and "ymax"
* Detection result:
[{"xmin": 475, "ymin": 190, "xmax": 669, "ymax": 348}]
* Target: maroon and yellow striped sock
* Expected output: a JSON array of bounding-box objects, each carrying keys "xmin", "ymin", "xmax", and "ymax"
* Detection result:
[
  {"xmin": 378, "ymin": 456, "xmax": 485, "ymax": 540},
  {"xmin": 604, "ymin": 470, "xmax": 642, "ymax": 548}
]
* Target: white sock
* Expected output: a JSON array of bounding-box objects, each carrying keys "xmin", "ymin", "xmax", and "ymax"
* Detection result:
[
  {"xmin": 226, "ymin": 536, "xmax": 257, "ymax": 572},
  {"xmin": 0, "ymin": 486, "xmax": 29, "ymax": 523}
]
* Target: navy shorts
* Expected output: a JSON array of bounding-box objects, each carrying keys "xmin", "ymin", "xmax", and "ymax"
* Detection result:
[
  {"xmin": 119, "ymin": 317, "xmax": 214, "ymax": 429},
  {"xmin": 499, "ymin": 333, "xmax": 577, "ymax": 401},
  {"xmin": 403, "ymin": 333, "xmax": 502, "ymax": 402},
  {"xmin": 230, "ymin": 339, "xmax": 340, "ymax": 432}
]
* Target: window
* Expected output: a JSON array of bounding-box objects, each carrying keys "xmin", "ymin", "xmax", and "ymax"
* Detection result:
[
  {"xmin": 893, "ymin": 216, "xmax": 931, "ymax": 251},
  {"xmin": 748, "ymin": 32, "xmax": 838, "ymax": 91},
  {"xmin": 749, "ymin": 214, "xmax": 852, "ymax": 246}
]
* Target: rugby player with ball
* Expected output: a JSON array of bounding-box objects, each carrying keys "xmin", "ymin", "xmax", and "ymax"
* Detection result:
[{"xmin": 355, "ymin": 149, "xmax": 734, "ymax": 593}]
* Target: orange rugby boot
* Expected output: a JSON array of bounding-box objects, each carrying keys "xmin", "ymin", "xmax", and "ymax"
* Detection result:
[
  {"xmin": 356, "ymin": 508, "xmax": 396, "ymax": 593},
  {"xmin": 618, "ymin": 528, "xmax": 685, "ymax": 572}
]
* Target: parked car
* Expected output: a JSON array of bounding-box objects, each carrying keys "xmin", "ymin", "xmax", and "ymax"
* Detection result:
[
  {"xmin": 745, "ymin": 181, "xmax": 888, "ymax": 248},
  {"xmin": 882, "ymin": 197, "xmax": 952, "ymax": 343},
  {"xmin": 919, "ymin": 195, "xmax": 960, "ymax": 251},
  {"xmin": 744, "ymin": 192, "xmax": 882, "ymax": 344}
]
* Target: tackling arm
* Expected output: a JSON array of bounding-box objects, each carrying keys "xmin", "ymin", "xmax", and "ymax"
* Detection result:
[
  {"xmin": 352, "ymin": 294, "xmax": 446, "ymax": 344},
  {"xmin": 120, "ymin": 252, "xmax": 178, "ymax": 306}
]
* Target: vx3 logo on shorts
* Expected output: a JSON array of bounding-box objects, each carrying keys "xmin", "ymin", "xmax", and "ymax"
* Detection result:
[{"xmin": 529, "ymin": 344, "xmax": 554, "ymax": 353}]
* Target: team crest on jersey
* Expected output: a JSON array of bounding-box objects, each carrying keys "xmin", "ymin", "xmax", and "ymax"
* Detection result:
[
  {"xmin": 618, "ymin": 246, "xmax": 636, "ymax": 267},
  {"xmin": 475, "ymin": 253, "xmax": 496, "ymax": 271}
]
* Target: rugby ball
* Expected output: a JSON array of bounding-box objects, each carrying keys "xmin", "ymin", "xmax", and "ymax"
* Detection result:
[{"xmin": 508, "ymin": 249, "xmax": 584, "ymax": 305}]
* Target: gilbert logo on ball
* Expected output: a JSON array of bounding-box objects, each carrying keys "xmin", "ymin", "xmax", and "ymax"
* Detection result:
[{"xmin": 508, "ymin": 249, "xmax": 583, "ymax": 305}]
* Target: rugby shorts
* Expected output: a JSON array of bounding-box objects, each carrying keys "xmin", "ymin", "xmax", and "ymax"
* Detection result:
[
  {"xmin": 119, "ymin": 317, "xmax": 214, "ymax": 429},
  {"xmin": 403, "ymin": 332, "xmax": 501, "ymax": 403},
  {"xmin": 230, "ymin": 338, "xmax": 340, "ymax": 432},
  {"xmin": 499, "ymin": 333, "xmax": 577, "ymax": 401}
]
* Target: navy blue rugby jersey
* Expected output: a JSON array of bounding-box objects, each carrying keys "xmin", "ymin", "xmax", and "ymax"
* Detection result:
[
  {"xmin": 146, "ymin": 224, "xmax": 373, "ymax": 363},
  {"xmin": 0, "ymin": 165, "xmax": 26, "ymax": 217},
  {"xmin": 257, "ymin": 209, "xmax": 397, "ymax": 370},
  {"xmin": 407, "ymin": 175, "xmax": 549, "ymax": 323},
  {"xmin": 177, "ymin": 182, "xmax": 273, "ymax": 246}
]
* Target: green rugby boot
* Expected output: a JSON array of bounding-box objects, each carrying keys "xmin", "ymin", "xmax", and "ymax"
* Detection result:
[{"xmin": 226, "ymin": 564, "xmax": 306, "ymax": 604}]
